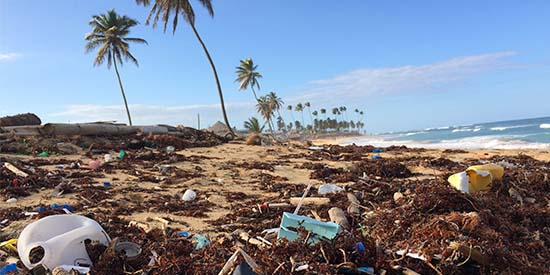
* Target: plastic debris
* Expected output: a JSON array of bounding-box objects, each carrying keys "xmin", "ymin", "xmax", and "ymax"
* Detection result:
[
  {"xmin": 318, "ymin": 183, "xmax": 343, "ymax": 195},
  {"xmin": 448, "ymin": 163, "xmax": 504, "ymax": 193},
  {"xmin": 166, "ymin": 146, "xmax": 175, "ymax": 153},
  {"xmin": 37, "ymin": 152, "xmax": 49, "ymax": 157},
  {"xmin": 278, "ymin": 212, "xmax": 340, "ymax": 245},
  {"xmin": 372, "ymin": 154, "xmax": 381, "ymax": 159},
  {"xmin": 182, "ymin": 189, "xmax": 197, "ymax": 201},
  {"xmin": 5, "ymin": 198, "xmax": 17, "ymax": 203},
  {"xmin": 17, "ymin": 214, "xmax": 110, "ymax": 270},
  {"xmin": 118, "ymin": 150, "xmax": 125, "ymax": 159},
  {"xmin": 0, "ymin": 263, "xmax": 17, "ymax": 275},
  {"xmin": 192, "ymin": 234, "xmax": 210, "ymax": 250},
  {"xmin": 104, "ymin": 154, "xmax": 113, "ymax": 163}
]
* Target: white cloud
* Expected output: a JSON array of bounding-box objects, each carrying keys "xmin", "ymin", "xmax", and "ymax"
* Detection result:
[
  {"xmin": 48, "ymin": 102, "xmax": 255, "ymax": 128},
  {"xmin": 47, "ymin": 51, "xmax": 518, "ymax": 129},
  {"xmin": 296, "ymin": 51, "xmax": 516, "ymax": 102},
  {"xmin": 0, "ymin": 53, "xmax": 21, "ymax": 61}
]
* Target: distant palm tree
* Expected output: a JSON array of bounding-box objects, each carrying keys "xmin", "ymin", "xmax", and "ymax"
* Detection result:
[
  {"xmin": 305, "ymin": 102, "xmax": 312, "ymax": 126},
  {"xmin": 267, "ymin": 92, "xmax": 284, "ymax": 130},
  {"xmin": 85, "ymin": 9, "xmax": 147, "ymax": 126},
  {"xmin": 312, "ymin": 110, "xmax": 319, "ymax": 132},
  {"xmin": 295, "ymin": 103, "xmax": 304, "ymax": 127},
  {"xmin": 244, "ymin": 117, "xmax": 264, "ymax": 133},
  {"xmin": 320, "ymin": 108, "xmax": 326, "ymax": 120},
  {"xmin": 235, "ymin": 58, "xmax": 262, "ymax": 101},
  {"xmin": 135, "ymin": 0, "xmax": 234, "ymax": 136},
  {"xmin": 256, "ymin": 96, "xmax": 274, "ymax": 134},
  {"xmin": 287, "ymin": 105, "xmax": 295, "ymax": 128}
]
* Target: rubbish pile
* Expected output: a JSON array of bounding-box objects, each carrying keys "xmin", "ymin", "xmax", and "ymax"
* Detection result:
[{"xmin": 0, "ymin": 133, "xmax": 549, "ymax": 274}]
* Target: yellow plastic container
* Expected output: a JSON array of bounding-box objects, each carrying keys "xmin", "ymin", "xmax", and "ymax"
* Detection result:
[
  {"xmin": 448, "ymin": 163, "xmax": 504, "ymax": 193},
  {"xmin": 467, "ymin": 164, "xmax": 504, "ymax": 180}
]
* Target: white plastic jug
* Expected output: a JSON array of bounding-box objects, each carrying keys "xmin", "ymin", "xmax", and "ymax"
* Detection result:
[{"xmin": 17, "ymin": 214, "xmax": 110, "ymax": 270}]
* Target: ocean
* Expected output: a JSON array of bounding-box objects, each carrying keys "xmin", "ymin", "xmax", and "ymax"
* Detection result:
[{"xmin": 344, "ymin": 117, "xmax": 550, "ymax": 149}]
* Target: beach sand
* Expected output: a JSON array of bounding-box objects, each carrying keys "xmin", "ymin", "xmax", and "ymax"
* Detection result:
[{"xmin": 2, "ymin": 140, "xmax": 548, "ymax": 235}]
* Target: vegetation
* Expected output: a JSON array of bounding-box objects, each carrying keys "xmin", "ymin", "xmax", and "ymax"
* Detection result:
[
  {"xmin": 85, "ymin": 9, "xmax": 147, "ymax": 126},
  {"xmin": 135, "ymin": 0, "xmax": 235, "ymax": 136},
  {"xmin": 243, "ymin": 117, "xmax": 264, "ymax": 133},
  {"xmin": 235, "ymin": 58, "xmax": 262, "ymax": 101}
]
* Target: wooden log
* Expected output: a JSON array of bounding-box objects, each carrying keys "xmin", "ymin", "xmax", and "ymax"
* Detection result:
[
  {"xmin": 290, "ymin": 197, "xmax": 330, "ymax": 206},
  {"xmin": 328, "ymin": 207, "xmax": 350, "ymax": 229},
  {"xmin": 0, "ymin": 113, "xmax": 41, "ymax": 127}
]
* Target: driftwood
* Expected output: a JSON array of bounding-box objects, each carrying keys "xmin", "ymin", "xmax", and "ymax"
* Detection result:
[
  {"xmin": 289, "ymin": 197, "xmax": 330, "ymax": 206},
  {"xmin": 2, "ymin": 162, "xmax": 28, "ymax": 177},
  {"xmin": 0, "ymin": 113, "xmax": 41, "ymax": 127}
]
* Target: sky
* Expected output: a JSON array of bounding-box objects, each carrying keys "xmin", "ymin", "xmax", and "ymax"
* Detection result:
[{"xmin": 1, "ymin": 0, "xmax": 549, "ymax": 133}]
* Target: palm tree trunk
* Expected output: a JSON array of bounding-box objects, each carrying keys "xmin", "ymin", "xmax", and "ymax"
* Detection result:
[
  {"xmin": 191, "ymin": 24, "xmax": 235, "ymax": 137},
  {"xmin": 113, "ymin": 59, "xmax": 132, "ymax": 126},
  {"xmin": 251, "ymin": 86, "xmax": 259, "ymax": 102}
]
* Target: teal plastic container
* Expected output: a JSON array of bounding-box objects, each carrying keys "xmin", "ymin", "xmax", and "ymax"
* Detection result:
[{"xmin": 278, "ymin": 212, "xmax": 340, "ymax": 245}]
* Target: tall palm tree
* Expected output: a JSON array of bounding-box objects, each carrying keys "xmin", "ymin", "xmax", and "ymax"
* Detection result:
[
  {"xmin": 320, "ymin": 108, "xmax": 326, "ymax": 120},
  {"xmin": 312, "ymin": 110, "xmax": 318, "ymax": 132},
  {"xmin": 287, "ymin": 105, "xmax": 295, "ymax": 128},
  {"xmin": 295, "ymin": 103, "xmax": 304, "ymax": 127},
  {"xmin": 235, "ymin": 58, "xmax": 262, "ymax": 101},
  {"xmin": 267, "ymin": 92, "xmax": 284, "ymax": 119},
  {"xmin": 85, "ymin": 9, "xmax": 147, "ymax": 126},
  {"xmin": 244, "ymin": 117, "xmax": 264, "ymax": 133},
  {"xmin": 135, "ymin": 0, "xmax": 234, "ymax": 136},
  {"xmin": 256, "ymin": 96, "xmax": 274, "ymax": 134},
  {"xmin": 304, "ymin": 102, "xmax": 312, "ymax": 126}
]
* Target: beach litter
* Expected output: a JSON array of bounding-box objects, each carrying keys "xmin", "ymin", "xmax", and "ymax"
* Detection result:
[
  {"xmin": 278, "ymin": 212, "xmax": 340, "ymax": 245},
  {"xmin": 17, "ymin": 214, "xmax": 110, "ymax": 270},
  {"xmin": 448, "ymin": 163, "xmax": 504, "ymax": 193},
  {"xmin": 317, "ymin": 183, "xmax": 343, "ymax": 195}
]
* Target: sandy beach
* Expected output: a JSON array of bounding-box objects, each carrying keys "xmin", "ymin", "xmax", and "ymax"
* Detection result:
[{"xmin": 1, "ymin": 134, "xmax": 549, "ymax": 273}]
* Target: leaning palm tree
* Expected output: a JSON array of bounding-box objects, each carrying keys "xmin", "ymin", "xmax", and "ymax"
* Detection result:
[
  {"xmin": 85, "ymin": 9, "xmax": 147, "ymax": 126},
  {"xmin": 243, "ymin": 117, "xmax": 264, "ymax": 133},
  {"xmin": 235, "ymin": 58, "xmax": 262, "ymax": 101},
  {"xmin": 135, "ymin": 0, "xmax": 234, "ymax": 136}
]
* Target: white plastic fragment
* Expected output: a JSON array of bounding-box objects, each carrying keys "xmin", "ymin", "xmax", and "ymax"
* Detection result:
[
  {"xmin": 318, "ymin": 184, "xmax": 343, "ymax": 195},
  {"xmin": 182, "ymin": 189, "xmax": 197, "ymax": 201}
]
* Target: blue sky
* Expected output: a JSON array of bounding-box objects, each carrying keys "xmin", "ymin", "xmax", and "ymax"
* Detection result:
[{"xmin": 1, "ymin": 0, "xmax": 549, "ymax": 133}]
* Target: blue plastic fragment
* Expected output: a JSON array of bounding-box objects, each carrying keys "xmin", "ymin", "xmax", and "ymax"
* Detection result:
[
  {"xmin": 356, "ymin": 242, "xmax": 366, "ymax": 253},
  {"xmin": 50, "ymin": 204, "xmax": 75, "ymax": 212},
  {"xmin": 103, "ymin": 182, "xmax": 111, "ymax": 187},
  {"xmin": 56, "ymin": 165, "xmax": 64, "ymax": 169},
  {"xmin": 358, "ymin": 266, "xmax": 375, "ymax": 274},
  {"xmin": 36, "ymin": 206, "xmax": 46, "ymax": 212},
  {"xmin": 278, "ymin": 212, "xmax": 340, "ymax": 245},
  {"xmin": 0, "ymin": 263, "xmax": 17, "ymax": 275},
  {"xmin": 192, "ymin": 234, "xmax": 210, "ymax": 250},
  {"xmin": 372, "ymin": 155, "xmax": 381, "ymax": 159},
  {"xmin": 177, "ymin": 231, "xmax": 189, "ymax": 238},
  {"xmin": 373, "ymin": 148, "xmax": 385, "ymax": 153}
]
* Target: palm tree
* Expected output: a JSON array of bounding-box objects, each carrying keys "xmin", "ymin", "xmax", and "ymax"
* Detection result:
[
  {"xmin": 135, "ymin": 0, "xmax": 234, "ymax": 136},
  {"xmin": 304, "ymin": 102, "xmax": 313, "ymax": 126},
  {"xmin": 320, "ymin": 108, "xmax": 326, "ymax": 120},
  {"xmin": 85, "ymin": 9, "xmax": 147, "ymax": 126},
  {"xmin": 267, "ymin": 92, "xmax": 284, "ymax": 116},
  {"xmin": 256, "ymin": 96, "xmax": 274, "ymax": 134},
  {"xmin": 295, "ymin": 103, "xmax": 304, "ymax": 127},
  {"xmin": 244, "ymin": 117, "xmax": 264, "ymax": 133},
  {"xmin": 312, "ymin": 110, "xmax": 319, "ymax": 132},
  {"xmin": 287, "ymin": 105, "xmax": 295, "ymax": 128},
  {"xmin": 235, "ymin": 58, "xmax": 262, "ymax": 101}
]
